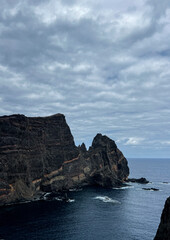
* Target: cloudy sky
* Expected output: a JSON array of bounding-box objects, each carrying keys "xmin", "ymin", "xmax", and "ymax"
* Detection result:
[{"xmin": 0, "ymin": 0, "xmax": 170, "ymax": 158}]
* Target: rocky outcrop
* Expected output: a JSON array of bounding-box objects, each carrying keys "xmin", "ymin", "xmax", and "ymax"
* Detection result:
[
  {"xmin": 154, "ymin": 197, "xmax": 170, "ymax": 240},
  {"xmin": 0, "ymin": 113, "xmax": 129, "ymax": 206},
  {"xmin": 86, "ymin": 133, "xmax": 129, "ymax": 187}
]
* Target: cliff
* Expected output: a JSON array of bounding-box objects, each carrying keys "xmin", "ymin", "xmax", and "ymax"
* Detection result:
[
  {"xmin": 154, "ymin": 197, "xmax": 170, "ymax": 240},
  {"xmin": 0, "ymin": 113, "xmax": 129, "ymax": 206}
]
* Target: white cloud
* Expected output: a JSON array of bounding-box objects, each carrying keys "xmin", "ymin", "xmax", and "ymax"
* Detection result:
[
  {"xmin": 47, "ymin": 62, "xmax": 70, "ymax": 71},
  {"xmin": 161, "ymin": 141, "xmax": 170, "ymax": 145},
  {"xmin": 116, "ymin": 137, "xmax": 145, "ymax": 146},
  {"xmin": 33, "ymin": 1, "xmax": 90, "ymax": 25},
  {"xmin": 73, "ymin": 63, "xmax": 92, "ymax": 73},
  {"xmin": 125, "ymin": 137, "xmax": 145, "ymax": 146}
]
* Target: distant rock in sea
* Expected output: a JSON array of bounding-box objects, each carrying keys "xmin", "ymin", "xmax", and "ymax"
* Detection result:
[
  {"xmin": 125, "ymin": 177, "xmax": 149, "ymax": 184},
  {"xmin": 0, "ymin": 113, "xmax": 129, "ymax": 206},
  {"xmin": 142, "ymin": 188, "xmax": 159, "ymax": 191},
  {"xmin": 163, "ymin": 182, "xmax": 169, "ymax": 184},
  {"xmin": 154, "ymin": 196, "xmax": 170, "ymax": 240}
]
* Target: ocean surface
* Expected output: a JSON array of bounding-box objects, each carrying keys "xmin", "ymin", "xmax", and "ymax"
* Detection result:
[{"xmin": 0, "ymin": 158, "xmax": 170, "ymax": 240}]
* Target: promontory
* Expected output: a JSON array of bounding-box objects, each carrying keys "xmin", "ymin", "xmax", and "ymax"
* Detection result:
[{"xmin": 0, "ymin": 113, "xmax": 129, "ymax": 206}]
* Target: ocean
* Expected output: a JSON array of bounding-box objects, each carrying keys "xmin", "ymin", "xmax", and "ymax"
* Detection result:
[{"xmin": 0, "ymin": 158, "xmax": 169, "ymax": 240}]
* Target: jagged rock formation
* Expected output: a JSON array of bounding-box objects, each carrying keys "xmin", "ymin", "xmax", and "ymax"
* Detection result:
[
  {"xmin": 0, "ymin": 113, "xmax": 129, "ymax": 206},
  {"xmin": 154, "ymin": 197, "xmax": 170, "ymax": 240}
]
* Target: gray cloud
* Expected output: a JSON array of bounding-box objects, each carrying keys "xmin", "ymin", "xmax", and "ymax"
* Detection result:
[{"xmin": 0, "ymin": 0, "xmax": 170, "ymax": 157}]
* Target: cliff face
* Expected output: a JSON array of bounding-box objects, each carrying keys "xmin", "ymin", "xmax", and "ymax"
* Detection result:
[
  {"xmin": 154, "ymin": 197, "xmax": 170, "ymax": 240},
  {"xmin": 0, "ymin": 114, "xmax": 129, "ymax": 206}
]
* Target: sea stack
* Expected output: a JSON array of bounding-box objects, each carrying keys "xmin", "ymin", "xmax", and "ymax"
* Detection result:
[
  {"xmin": 0, "ymin": 113, "xmax": 129, "ymax": 206},
  {"xmin": 154, "ymin": 197, "xmax": 170, "ymax": 240}
]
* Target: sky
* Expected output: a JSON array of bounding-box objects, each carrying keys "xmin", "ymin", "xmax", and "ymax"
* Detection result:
[{"xmin": 0, "ymin": 0, "xmax": 170, "ymax": 158}]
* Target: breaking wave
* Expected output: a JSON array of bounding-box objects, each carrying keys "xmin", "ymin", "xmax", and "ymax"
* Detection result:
[
  {"xmin": 112, "ymin": 186, "xmax": 134, "ymax": 190},
  {"xmin": 54, "ymin": 197, "xmax": 63, "ymax": 201},
  {"xmin": 54, "ymin": 197, "xmax": 75, "ymax": 203},
  {"xmin": 67, "ymin": 199, "xmax": 75, "ymax": 203},
  {"xmin": 157, "ymin": 182, "xmax": 170, "ymax": 185},
  {"xmin": 94, "ymin": 196, "xmax": 121, "ymax": 204}
]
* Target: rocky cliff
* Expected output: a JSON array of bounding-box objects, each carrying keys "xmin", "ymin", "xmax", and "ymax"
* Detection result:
[
  {"xmin": 0, "ymin": 113, "xmax": 129, "ymax": 206},
  {"xmin": 154, "ymin": 197, "xmax": 170, "ymax": 240}
]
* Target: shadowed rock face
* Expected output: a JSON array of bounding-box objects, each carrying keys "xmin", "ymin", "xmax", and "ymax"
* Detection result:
[
  {"xmin": 0, "ymin": 114, "xmax": 129, "ymax": 206},
  {"xmin": 154, "ymin": 197, "xmax": 170, "ymax": 240}
]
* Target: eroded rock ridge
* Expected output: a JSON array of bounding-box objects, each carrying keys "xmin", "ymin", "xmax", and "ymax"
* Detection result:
[{"xmin": 0, "ymin": 113, "xmax": 129, "ymax": 206}]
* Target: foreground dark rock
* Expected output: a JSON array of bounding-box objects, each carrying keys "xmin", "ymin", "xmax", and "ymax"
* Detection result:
[
  {"xmin": 154, "ymin": 197, "xmax": 170, "ymax": 240},
  {"xmin": 126, "ymin": 177, "xmax": 149, "ymax": 184},
  {"xmin": 0, "ymin": 113, "xmax": 129, "ymax": 206}
]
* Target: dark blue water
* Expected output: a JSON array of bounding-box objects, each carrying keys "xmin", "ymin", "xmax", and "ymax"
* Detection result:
[{"xmin": 0, "ymin": 158, "xmax": 170, "ymax": 240}]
